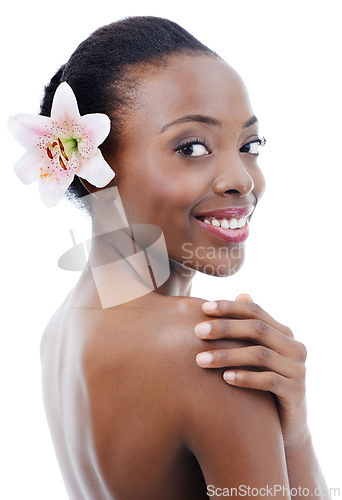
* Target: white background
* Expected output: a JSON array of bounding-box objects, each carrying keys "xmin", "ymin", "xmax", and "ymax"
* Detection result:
[{"xmin": 1, "ymin": 0, "xmax": 341, "ymax": 497}]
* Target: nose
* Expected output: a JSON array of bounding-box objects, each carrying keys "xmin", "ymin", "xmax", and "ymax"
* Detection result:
[{"xmin": 212, "ymin": 153, "xmax": 255, "ymax": 196}]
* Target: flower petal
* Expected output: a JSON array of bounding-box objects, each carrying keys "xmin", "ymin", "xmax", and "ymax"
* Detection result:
[
  {"xmin": 69, "ymin": 125, "xmax": 96, "ymax": 159},
  {"xmin": 38, "ymin": 152, "xmax": 79, "ymax": 207},
  {"xmin": 8, "ymin": 81, "xmax": 113, "ymax": 207},
  {"xmin": 8, "ymin": 114, "xmax": 54, "ymax": 150},
  {"xmin": 50, "ymin": 82, "xmax": 81, "ymax": 125},
  {"xmin": 79, "ymin": 113, "xmax": 111, "ymax": 148},
  {"xmin": 77, "ymin": 149, "xmax": 115, "ymax": 187},
  {"xmin": 14, "ymin": 151, "xmax": 42, "ymax": 184}
]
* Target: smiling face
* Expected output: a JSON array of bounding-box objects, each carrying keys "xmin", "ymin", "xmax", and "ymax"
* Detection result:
[{"xmin": 105, "ymin": 53, "xmax": 266, "ymax": 277}]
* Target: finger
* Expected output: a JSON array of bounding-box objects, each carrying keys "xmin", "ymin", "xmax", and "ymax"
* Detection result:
[
  {"xmin": 195, "ymin": 319, "xmax": 307, "ymax": 361},
  {"xmin": 195, "ymin": 318, "xmax": 294, "ymax": 357},
  {"xmin": 222, "ymin": 369, "xmax": 291, "ymax": 398},
  {"xmin": 201, "ymin": 300, "xmax": 293, "ymax": 338},
  {"xmin": 196, "ymin": 346, "xmax": 295, "ymax": 378},
  {"xmin": 235, "ymin": 293, "xmax": 253, "ymax": 302}
]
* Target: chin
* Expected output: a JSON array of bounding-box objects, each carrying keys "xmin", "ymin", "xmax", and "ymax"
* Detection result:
[
  {"xmin": 202, "ymin": 259, "xmax": 245, "ymax": 278},
  {"xmin": 179, "ymin": 241, "xmax": 247, "ymax": 277},
  {"xmin": 180, "ymin": 253, "xmax": 245, "ymax": 278}
]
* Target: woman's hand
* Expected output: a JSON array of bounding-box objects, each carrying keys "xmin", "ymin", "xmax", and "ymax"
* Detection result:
[{"xmin": 195, "ymin": 295, "xmax": 309, "ymax": 449}]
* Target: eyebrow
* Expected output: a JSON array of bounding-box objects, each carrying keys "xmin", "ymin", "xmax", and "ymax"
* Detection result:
[
  {"xmin": 160, "ymin": 114, "xmax": 221, "ymax": 133},
  {"xmin": 243, "ymin": 114, "xmax": 258, "ymax": 128},
  {"xmin": 160, "ymin": 114, "xmax": 258, "ymax": 133}
]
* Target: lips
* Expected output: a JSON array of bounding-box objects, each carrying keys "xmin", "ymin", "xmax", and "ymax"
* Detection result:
[
  {"xmin": 193, "ymin": 206, "xmax": 254, "ymax": 219},
  {"xmin": 192, "ymin": 205, "xmax": 254, "ymax": 244}
]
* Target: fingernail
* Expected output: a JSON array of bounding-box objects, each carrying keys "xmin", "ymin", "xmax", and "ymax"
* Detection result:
[
  {"xmin": 202, "ymin": 301, "xmax": 217, "ymax": 312},
  {"xmin": 223, "ymin": 371, "xmax": 236, "ymax": 382},
  {"xmin": 195, "ymin": 322, "xmax": 211, "ymax": 337},
  {"xmin": 196, "ymin": 352, "xmax": 213, "ymax": 366}
]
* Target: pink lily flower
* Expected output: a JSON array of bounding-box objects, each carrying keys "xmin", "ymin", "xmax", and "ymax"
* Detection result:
[{"xmin": 8, "ymin": 82, "xmax": 114, "ymax": 207}]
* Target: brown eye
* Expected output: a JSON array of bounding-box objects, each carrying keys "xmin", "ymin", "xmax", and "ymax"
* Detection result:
[
  {"xmin": 178, "ymin": 144, "xmax": 209, "ymax": 157},
  {"xmin": 240, "ymin": 136, "xmax": 266, "ymax": 155},
  {"xmin": 176, "ymin": 139, "xmax": 211, "ymax": 157}
]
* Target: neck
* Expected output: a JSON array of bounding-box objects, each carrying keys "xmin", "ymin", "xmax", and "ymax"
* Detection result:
[
  {"xmin": 80, "ymin": 188, "xmax": 195, "ymax": 307},
  {"xmin": 86, "ymin": 221, "xmax": 196, "ymax": 308},
  {"xmin": 153, "ymin": 258, "xmax": 196, "ymax": 297}
]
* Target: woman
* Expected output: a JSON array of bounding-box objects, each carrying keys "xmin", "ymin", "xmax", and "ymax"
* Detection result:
[{"xmin": 12, "ymin": 16, "xmax": 329, "ymax": 499}]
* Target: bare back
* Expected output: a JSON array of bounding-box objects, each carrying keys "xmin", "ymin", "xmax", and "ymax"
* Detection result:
[
  {"xmin": 41, "ymin": 272, "xmax": 290, "ymax": 499},
  {"xmin": 41, "ymin": 273, "xmax": 213, "ymax": 499}
]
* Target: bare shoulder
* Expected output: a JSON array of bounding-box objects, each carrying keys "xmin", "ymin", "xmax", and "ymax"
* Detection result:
[
  {"xmin": 44, "ymin": 291, "xmax": 289, "ymax": 490},
  {"xmin": 80, "ymin": 293, "xmax": 253, "ymax": 390},
  {"xmin": 144, "ymin": 294, "xmax": 252, "ymax": 374},
  {"xmin": 77, "ymin": 292, "xmax": 250, "ymax": 422},
  {"xmin": 149, "ymin": 295, "xmax": 290, "ymax": 489}
]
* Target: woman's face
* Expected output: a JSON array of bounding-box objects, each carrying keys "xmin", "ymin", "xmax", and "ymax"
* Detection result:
[{"xmin": 108, "ymin": 54, "xmax": 266, "ymax": 277}]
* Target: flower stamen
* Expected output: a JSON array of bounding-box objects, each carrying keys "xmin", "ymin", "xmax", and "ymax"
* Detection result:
[
  {"xmin": 58, "ymin": 137, "xmax": 69, "ymax": 162},
  {"xmin": 46, "ymin": 148, "xmax": 54, "ymax": 160},
  {"xmin": 59, "ymin": 156, "xmax": 67, "ymax": 170}
]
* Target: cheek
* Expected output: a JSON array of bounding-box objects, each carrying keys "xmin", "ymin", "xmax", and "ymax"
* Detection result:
[
  {"xmin": 136, "ymin": 153, "xmax": 206, "ymax": 216},
  {"xmin": 116, "ymin": 158, "xmax": 203, "ymax": 227},
  {"xmin": 146, "ymin": 169, "xmax": 205, "ymax": 256},
  {"xmin": 150, "ymin": 173, "xmax": 201, "ymax": 214}
]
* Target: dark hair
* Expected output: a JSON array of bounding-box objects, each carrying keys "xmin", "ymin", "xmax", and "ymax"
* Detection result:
[{"xmin": 40, "ymin": 16, "xmax": 217, "ymax": 201}]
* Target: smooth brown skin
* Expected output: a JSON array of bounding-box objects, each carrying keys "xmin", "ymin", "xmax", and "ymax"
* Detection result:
[{"xmin": 41, "ymin": 55, "xmax": 328, "ymax": 499}]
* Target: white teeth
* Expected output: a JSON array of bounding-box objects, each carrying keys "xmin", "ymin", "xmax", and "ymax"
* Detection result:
[
  {"xmin": 229, "ymin": 218, "xmax": 238, "ymax": 229},
  {"xmin": 199, "ymin": 216, "xmax": 247, "ymax": 229},
  {"xmin": 220, "ymin": 219, "xmax": 229, "ymax": 229},
  {"xmin": 237, "ymin": 217, "xmax": 246, "ymax": 228}
]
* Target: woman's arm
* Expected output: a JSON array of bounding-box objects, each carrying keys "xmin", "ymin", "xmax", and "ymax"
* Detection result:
[
  {"xmin": 193, "ymin": 297, "xmax": 330, "ymax": 499},
  {"xmin": 179, "ymin": 334, "xmax": 291, "ymax": 498},
  {"xmin": 284, "ymin": 434, "xmax": 330, "ymax": 499},
  {"xmin": 165, "ymin": 299, "xmax": 293, "ymax": 497}
]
